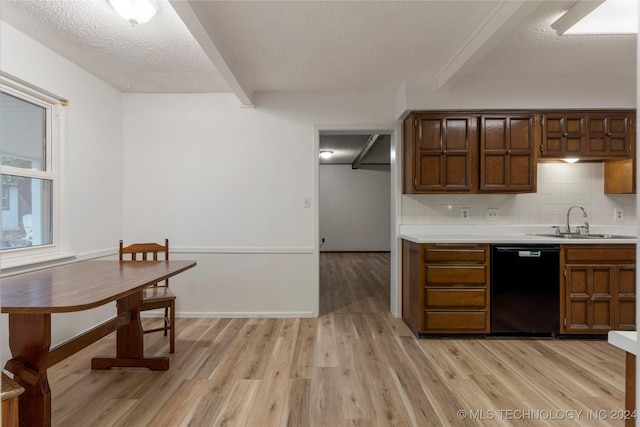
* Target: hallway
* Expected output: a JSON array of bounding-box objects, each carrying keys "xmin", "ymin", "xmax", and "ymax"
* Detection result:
[{"xmin": 320, "ymin": 252, "xmax": 390, "ymax": 314}]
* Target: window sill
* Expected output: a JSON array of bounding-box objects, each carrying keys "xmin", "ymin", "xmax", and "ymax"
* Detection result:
[{"xmin": 1, "ymin": 251, "xmax": 77, "ymax": 276}]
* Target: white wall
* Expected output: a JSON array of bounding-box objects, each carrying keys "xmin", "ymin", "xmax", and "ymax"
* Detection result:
[
  {"xmin": 319, "ymin": 164, "xmax": 390, "ymax": 251},
  {"xmin": 121, "ymin": 92, "xmax": 398, "ymax": 317},
  {"xmin": 1, "ymin": 22, "xmax": 124, "ymax": 365},
  {"xmin": 396, "ymin": 74, "xmax": 637, "ymax": 116}
]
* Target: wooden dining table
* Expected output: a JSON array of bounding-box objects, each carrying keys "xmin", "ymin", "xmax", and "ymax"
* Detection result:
[{"xmin": 1, "ymin": 259, "xmax": 196, "ymax": 427}]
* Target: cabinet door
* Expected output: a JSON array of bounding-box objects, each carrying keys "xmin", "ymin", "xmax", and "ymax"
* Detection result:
[
  {"xmin": 616, "ymin": 265, "xmax": 636, "ymax": 330},
  {"xmin": 541, "ymin": 114, "xmax": 585, "ymax": 158},
  {"xmin": 586, "ymin": 113, "xmax": 632, "ymax": 158},
  {"xmin": 604, "ymin": 158, "xmax": 635, "ymax": 194},
  {"xmin": 412, "ymin": 114, "xmax": 477, "ymax": 192},
  {"xmin": 564, "ymin": 265, "xmax": 614, "ymax": 333},
  {"xmin": 402, "ymin": 240, "xmax": 423, "ymax": 334},
  {"xmin": 480, "ymin": 114, "xmax": 536, "ymax": 192}
]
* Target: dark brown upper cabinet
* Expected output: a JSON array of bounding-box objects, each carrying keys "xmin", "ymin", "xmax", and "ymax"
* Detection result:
[
  {"xmin": 480, "ymin": 114, "xmax": 537, "ymax": 193},
  {"xmin": 403, "ymin": 113, "xmax": 478, "ymax": 193},
  {"xmin": 403, "ymin": 109, "xmax": 635, "ymax": 195},
  {"xmin": 540, "ymin": 111, "xmax": 634, "ymax": 160},
  {"xmin": 540, "ymin": 113, "xmax": 586, "ymax": 158},
  {"xmin": 587, "ymin": 112, "xmax": 633, "ymax": 158}
]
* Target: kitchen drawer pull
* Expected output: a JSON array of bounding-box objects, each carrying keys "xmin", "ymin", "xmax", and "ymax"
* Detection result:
[
  {"xmin": 433, "ymin": 243, "xmax": 478, "ymax": 248},
  {"xmin": 495, "ymin": 246, "xmax": 559, "ymax": 252}
]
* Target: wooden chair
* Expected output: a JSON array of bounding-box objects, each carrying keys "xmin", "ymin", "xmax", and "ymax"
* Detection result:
[{"xmin": 119, "ymin": 239, "xmax": 176, "ymax": 353}]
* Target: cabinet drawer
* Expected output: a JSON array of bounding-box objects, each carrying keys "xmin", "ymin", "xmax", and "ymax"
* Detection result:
[
  {"xmin": 564, "ymin": 245, "xmax": 635, "ymax": 263},
  {"xmin": 424, "ymin": 311, "xmax": 487, "ymax": 332},
  {"xmin": 425, "ymin": 247, "xmax": 487, "ymax": 263},
  {"xmin": 426, "ymin": 265, "xmax": 486, "ymax": 285},
  {"xmin": 425, "ymin": 289, "xmax": 486, "ymax": 309}
]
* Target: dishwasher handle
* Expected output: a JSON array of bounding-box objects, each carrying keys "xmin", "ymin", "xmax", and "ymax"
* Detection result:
[{"xmin": 494, "ymin": 246, "xmax": 560, "ymax": 258}]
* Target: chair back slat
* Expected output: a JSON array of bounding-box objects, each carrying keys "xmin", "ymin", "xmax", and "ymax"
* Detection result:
[{"xmin": 119, "ymin": 239, "xmax": 170, "ymax": 286}]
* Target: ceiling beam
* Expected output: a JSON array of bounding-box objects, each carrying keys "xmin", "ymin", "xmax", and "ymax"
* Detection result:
[
  {"xmin": 169, "ymin": 0, "xmax": 255, "ymax": 107},
  {"xmin": 435, "ymin": 0, "xmax": 542, "ymax": 91},
  {"xmin": 551, "ymin": 0, "xmax": 604, "ymax": 35},
  {"xmin": 352, "ymin": 134, "xmax": 380, "ymax": 169}
]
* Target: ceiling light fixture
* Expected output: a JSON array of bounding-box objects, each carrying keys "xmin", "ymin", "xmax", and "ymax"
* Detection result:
[
  {"xmin": 319, "ymin": 150, "xmax": 334, "ymax": 159},
  {"xmin": 552, "ymin": 0, "xmax": 637, "ymax": 35},
  {"xmin": 109, "ymin": 0, "xmax": 157, "ymax": 25}
]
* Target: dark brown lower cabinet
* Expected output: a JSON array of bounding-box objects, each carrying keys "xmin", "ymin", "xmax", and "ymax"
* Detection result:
[
  {"xmin": 561, "ymin": 245, "xmax": 636, "ymax": 334},
  {"xmin": 402, "ymin": 240, "xmax": 490, "ymax": 335}
]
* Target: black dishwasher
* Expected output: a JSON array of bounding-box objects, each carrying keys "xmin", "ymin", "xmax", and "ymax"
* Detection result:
[{"xmin": 491, "ymin": 245, "xmax": 560, "ymax": 336}]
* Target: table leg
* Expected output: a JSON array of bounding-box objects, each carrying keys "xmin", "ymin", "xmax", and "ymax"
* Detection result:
[
  {"xmin": 625, "ymin": 352, "xmax": 635, "ymax": 427},
  {"xmin": 91, "ymin": 291, "xmax": 169, "ymax": 370},
  {"xmin": 4, "ymin": 313, "xmax": 52, "ymax": 427}
]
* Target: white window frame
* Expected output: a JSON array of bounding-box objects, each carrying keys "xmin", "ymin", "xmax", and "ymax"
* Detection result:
[{"xmin": 0, "ymin": 76, "xmax": 65, "ymax": 269}]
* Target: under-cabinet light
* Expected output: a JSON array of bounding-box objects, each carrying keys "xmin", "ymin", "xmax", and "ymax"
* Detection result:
[{"xmin": 319, "ymin": 151, "xmax": 334, "ymax": 159}]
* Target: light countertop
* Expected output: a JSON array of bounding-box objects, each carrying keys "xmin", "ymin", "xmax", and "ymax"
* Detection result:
[
  {"xmin": 399, "ymin": 225, "xmax": 637, "ymax": 245},
  {"xmin": 608, "ymin": 331, "xmax": 637, "ymax": 355}
]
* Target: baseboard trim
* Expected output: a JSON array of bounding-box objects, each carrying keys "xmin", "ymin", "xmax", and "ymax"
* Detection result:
[
  {"xmin": 320, "ymin": 251, "xmax": 391, "ymax": 253},
  {"xmin": 142, "ymin": 311, "xmax": 316, "ymax": 319},
  {"xmin": 172, "ymin": 247, "xmax": 314, "ymax": 254}
]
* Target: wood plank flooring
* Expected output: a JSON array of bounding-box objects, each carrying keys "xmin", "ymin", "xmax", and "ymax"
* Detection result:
[{"xmin": 47, "ymin": 252, "xmax": 628, "ymax": 426}]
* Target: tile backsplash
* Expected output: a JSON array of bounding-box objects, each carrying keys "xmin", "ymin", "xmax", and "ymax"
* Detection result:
[{"xmin": 401, "ymin": 163, "xmax": 636, "ymax": 226}]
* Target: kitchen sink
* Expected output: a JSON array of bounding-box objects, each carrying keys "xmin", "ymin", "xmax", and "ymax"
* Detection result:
[{"xmin": 527, "ymin": 233, "xmax": 636, "ymax": 239}]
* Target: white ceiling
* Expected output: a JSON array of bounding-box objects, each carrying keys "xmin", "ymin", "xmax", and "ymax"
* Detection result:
[
  {"xmin": 0, "ymin": 0, "xmax": 231, "ymax": 93},
  {"xmin": 1, "ymin": 0, "xmax": 636, "ymax": 105},
  {"xmin": 319, "ymin": 134, "xmax": 391, "ymax": 166}
]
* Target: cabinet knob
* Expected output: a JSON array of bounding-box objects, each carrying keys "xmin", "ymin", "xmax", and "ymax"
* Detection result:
[
  {"xmin": 563, "ymin": 133, "xmax": 568, "ymax": 137},
  {"xmin": 507, "ymin": 150, "xmax": 511, "ymax": 154},
  {"xmin": 607, "ymin": 132, "xmax": 612, "ymax": 136}
]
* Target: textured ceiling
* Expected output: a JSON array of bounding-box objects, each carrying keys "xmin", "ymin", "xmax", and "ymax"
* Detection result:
[
  {"xmin": 195, "ymin": 0, "xmax": 497, "ymax": 92},
  {"xmin": 471, "ymin": 1, "xmax": 637, "ymax": 77},
  {"xmin": 0, "ymin": 1, "xmax": 636, "ymax": 96},
  {"xmin": 0, "ymin": 0, "xmax": 231, "ymax": 93}
]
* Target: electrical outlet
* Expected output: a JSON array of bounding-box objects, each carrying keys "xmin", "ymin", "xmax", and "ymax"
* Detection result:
[
  {"xmin": 615, "ymin": 208, "xmax": 624, "ymax": 222},
  {"xmin": 460, "ymin": 208, "xmax": 470, "ymax": 220},
  {"xmin": 486, "ymin": 208, "xmax": 498, "ymax": 221}
]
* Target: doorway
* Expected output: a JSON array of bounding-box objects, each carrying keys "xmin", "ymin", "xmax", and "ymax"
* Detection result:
[{"xmin": 315, "ymin": 127, "xmax": 401, "ymax": 316}]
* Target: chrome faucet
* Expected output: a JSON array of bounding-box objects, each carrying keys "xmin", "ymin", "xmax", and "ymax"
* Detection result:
[{"xmin": 566, "ymin": 205, "xmax": 589, "ymax": 235}]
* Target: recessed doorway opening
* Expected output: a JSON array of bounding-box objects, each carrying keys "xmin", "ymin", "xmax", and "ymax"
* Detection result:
[{"xmin": 316, "ymin": 128, "xmax": 399, "ymax": 316}]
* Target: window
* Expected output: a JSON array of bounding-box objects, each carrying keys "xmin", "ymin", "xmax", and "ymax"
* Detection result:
[
  {"xmin": 1, "ymin": 76, "xmax": 61, "ymax": 262},
  {"xmin": 2, "ymin": 186, "xmax": 9, "ymax": 211}
]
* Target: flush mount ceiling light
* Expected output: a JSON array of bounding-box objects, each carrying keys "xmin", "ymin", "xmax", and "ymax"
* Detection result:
[
  {"xmin": 319, "ymin": 150, "xmax": 334, "ymax": 159},
  {"xmin": 109, "ymin": 0, "xmax": 157, "ymax": 25},
  {"xmin": 552, "ymin": 0, "xmax": 638, "ymax": 35}
]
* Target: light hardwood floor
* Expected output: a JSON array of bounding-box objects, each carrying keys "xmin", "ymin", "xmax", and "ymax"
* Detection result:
[{"xmin": 48, "ymin": 252, "xmax": 628, "ymax": 426}]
